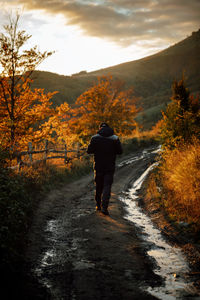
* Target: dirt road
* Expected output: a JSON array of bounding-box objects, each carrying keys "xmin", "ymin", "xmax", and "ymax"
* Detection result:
[{"xmin": 22, "ymin": 147, "xmax": 200, "ymax": 300}]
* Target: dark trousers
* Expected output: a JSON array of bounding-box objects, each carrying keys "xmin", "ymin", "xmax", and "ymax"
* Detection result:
[{"xmin": 94, "ymin": 171, "xmax": 114, "ymax": 210}]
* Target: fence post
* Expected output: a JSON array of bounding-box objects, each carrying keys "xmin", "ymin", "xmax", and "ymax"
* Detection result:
[
  {"xmin": 28, "ymin": 142, "xmax": 33, "ymax": 164},
  {"xmin": 64, "ymin": 144, "xmax": 67, "ymax": 164},
  {"xmin": 44, "ymin": 140, "xmax": 48, "ymax": 164}
]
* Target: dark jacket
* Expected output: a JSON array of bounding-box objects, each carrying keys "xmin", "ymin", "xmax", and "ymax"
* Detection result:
[{"xmin": 87, "ymin": 126, "xmax": 123, "ymax": 172}]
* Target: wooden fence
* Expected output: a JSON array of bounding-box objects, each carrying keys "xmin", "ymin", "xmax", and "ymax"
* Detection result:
[{"xmin": 10, "ymin": 140, "xmax": 87, "ymax": 171}]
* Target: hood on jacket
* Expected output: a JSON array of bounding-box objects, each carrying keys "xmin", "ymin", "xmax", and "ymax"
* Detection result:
[{"xmin": 98, "ymin": 126, "xmax": 114, "ymax": 137}]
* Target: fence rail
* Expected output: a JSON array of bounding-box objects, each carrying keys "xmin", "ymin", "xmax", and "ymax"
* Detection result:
[{"xmin": 10, "ymin": 140, "xmax": 87, "ymax": 171}]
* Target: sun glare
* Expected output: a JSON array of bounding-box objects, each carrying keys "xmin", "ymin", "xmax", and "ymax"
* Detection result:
[
  {"xmin": 0, "ymin": 7, "xmax": 161, "ymax": 76},
  {"xmin": 0, "ymin": 3, "xmax": 175, "ymax": 76}
]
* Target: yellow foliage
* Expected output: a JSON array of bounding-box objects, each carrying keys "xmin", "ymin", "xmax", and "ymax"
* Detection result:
[
  {"xmin": 145, "ymin": 172, "xmax": 161, "ymax": 201},
  {"xmin": 137, "ymin": 119, "xmax": 164, "ymax": 139},
  {"xmin": 160, "ymin": 140, "xmax": 200, "ymax": 224}
]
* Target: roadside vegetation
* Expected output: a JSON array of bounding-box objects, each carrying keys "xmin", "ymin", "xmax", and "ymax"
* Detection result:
[
  {"xmin": 159, "ymin": 141, "xmax": 200, "ymax": 224},
  {"xmin": 146, "ymin": 77, "xmax": 200, "ymax": 234}
]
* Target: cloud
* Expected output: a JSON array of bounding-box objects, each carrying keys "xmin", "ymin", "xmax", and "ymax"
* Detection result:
[{"xmin": 9, "ymin": 0, "xmax": 200, "ymax": 46}]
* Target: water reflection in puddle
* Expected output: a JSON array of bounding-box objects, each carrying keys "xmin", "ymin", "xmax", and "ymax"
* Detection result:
[
  {"xmin": 120, "ymin": 163, "xmax": 199, "ymax": 299},
  {"xmin": 117, "ymin": 146, "xmax": 161, "ymax": 168},
  {"xmin": 34, "ymin": 208, "xmax": 95, "ymax": 294}
]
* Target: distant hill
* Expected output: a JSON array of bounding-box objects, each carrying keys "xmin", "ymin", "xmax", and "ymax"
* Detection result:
[{"xmin": 31, "ymin": 29, "xmax": 200, "ymax": 129}]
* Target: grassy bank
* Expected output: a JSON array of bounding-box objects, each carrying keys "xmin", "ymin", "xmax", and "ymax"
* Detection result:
[{"xmin": 145, "ymin": 140, "xmax": 200, "ymax": 235}]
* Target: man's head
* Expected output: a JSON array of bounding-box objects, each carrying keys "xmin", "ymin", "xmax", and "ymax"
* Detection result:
[{"xmin": 99, "ymin": 122, "xmax": 109, "ymax": 129}]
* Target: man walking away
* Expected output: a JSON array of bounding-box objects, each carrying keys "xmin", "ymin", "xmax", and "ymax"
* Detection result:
[{"xmin": 87, "ymin": 123, "xmax": 123, "ymax": 215}]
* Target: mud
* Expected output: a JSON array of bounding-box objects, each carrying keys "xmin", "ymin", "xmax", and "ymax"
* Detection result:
[{"xmin": 12, "ymin": 147, "xmax": 200, "ymax": 299}]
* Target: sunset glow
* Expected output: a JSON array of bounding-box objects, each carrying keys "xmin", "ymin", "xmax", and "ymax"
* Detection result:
[{"xmin": 0, "ymin": 0, "xmax": 199, "ymax": 75}]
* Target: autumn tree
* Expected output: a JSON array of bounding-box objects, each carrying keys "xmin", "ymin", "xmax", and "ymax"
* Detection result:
[
  {"xmin": 0, "ymin": 13, "xmax": 56, "ymax": 151},
  {"xmin": 70, "ymin": 76, "xmax": 139, "ymax": 143},
  {"xmin": 41, "ymin": 102, "xmax": 75, "ymax": 146},
  {"xmin": 161, "ymin": 77, "xmax": 200, "ymax": 149}
]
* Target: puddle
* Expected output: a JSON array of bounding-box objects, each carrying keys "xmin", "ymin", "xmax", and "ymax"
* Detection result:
[
  {"xmin": 34, "ymin": 208, "xmax": 94, "ymax": 294},
  {"xmin": 117, "ymin": 146, "xmax": 161, "ymax": 168},
  {"xmin": 120, "ymin": 162, "xmax": 199, "ymax": 299}
]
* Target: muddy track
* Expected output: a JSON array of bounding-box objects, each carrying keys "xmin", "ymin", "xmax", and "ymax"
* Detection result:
[{"xmin": 20, "ymin": 147, "xmax": 199, "ymax": 299}]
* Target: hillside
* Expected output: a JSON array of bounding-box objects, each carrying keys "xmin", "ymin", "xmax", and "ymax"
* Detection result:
[{"xmin": 32, "ymin": 29, "xmax": 200, "ymax": 129}]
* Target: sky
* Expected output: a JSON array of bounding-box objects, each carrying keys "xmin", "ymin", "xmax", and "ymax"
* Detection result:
[{"xmin": 0, "ymin": 0, "xmax": 199, "ymax": 76}]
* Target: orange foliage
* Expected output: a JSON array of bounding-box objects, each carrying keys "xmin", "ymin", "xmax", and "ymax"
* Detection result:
[
  {"xmin": 0, "ymin": 13, "xmax": 55, "ymax": 151},
  {"xmin": 41, "ymin": 102, "xmax": 77, "ymax": 146},
  {"xmin": 160, "ymin": 140, "xmax": 200, "ymax": 225},
  {"xmin": 137, "ymin": 119, "xmax": 164, "ymax": 139},
  {"xmin": 0, "ymin": 76, "xmax": 57, "ymax": 151},
  {"xmin": 70, "ymin": 76, "xmax": 140, "ymax": 143}
]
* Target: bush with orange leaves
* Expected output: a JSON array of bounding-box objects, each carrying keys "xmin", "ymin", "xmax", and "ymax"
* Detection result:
[{"xmin": 159, "ymin": 140, "xmax": 200, "ymax": 227}]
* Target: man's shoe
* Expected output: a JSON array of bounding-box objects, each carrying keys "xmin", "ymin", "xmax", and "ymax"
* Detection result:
[{"xmin": 101, "ymin": 209, "xmax": 109, "ymax": 215}]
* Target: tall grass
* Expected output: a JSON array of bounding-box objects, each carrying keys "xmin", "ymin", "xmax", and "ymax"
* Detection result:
[{"xmin": 159, "ymin": 140, "xmax": 200, "ymax": 227}]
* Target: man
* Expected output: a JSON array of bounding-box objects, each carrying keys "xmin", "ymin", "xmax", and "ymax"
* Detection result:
[{"xmin": 87, "ymin": 123, "xmax": 123, "ymax": 215}]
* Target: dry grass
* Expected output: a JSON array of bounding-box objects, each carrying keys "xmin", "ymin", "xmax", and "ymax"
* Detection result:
[
  {"xmin": 160, "ymin": 140, "xmax": 200, "ymax": 226},
  {"xmin": 145, "ymin": 172, "xmax": 161, "ymax": 202},
  {"xmin": 138, "ymin": 119, "xmax": 163, "ymax": 139},
  {"xmin": 12, "ymin": 153, "xmax": 92, "ymax": 188}
]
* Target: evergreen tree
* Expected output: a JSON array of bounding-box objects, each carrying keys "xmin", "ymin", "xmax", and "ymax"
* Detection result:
[{"xmin": 161, "ymin": 77, "xmax": 200, "ymax": 148}]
